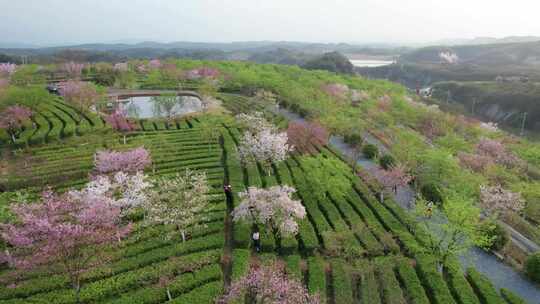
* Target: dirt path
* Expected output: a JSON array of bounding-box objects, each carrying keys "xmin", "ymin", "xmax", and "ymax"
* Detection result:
[{"xmin": 106, "ymin": 89, "xmax": 201, "ymax": 99}]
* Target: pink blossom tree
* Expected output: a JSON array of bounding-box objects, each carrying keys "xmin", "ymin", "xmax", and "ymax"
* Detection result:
[
  {"xmin": 374, "ymin": 164, "xmax": 412, "ymax": 202},
  {"xmin": 457, "ymin": 152, "xmax": 493, "ymax": 173},
  {"xmin": 160, "ymin": 63, "xmax": 182, "ymax": 81},
  {"xmin": 149, "ymin": 59, "xmax": 162, "ymax": 69},
  {"xmin": 62, "ymin": 62, "xmax": 85, "ymax": 79},
  {"xmin": 136, "ymin": 64, "xmax": 148, "ymax": 73},
  {"xmin": 0, "ymin": 78, "xmax": 8, "ymax": 90},
  {"xmin": 0, "ymin": 190, "xmax": 132, "ymax": 303},
  {"xmin": 419, "ymin": 116, "xmax": 445, "ymax": 140},
  {"xmin": 0, "ymin": 105, "xmax": 33, "ymax": 143},
  {"xmin": 0, "ymin": 63, "xmax": 17, "ymax": 78},
  {"xmin": 480, "ymin": 185, "xmax": 525, "ymax": 214},
  {"xmin": 113, "ymin": 62, "xmax": 129, "ymax": 72},
  {"xmin": 105, "ymin": 108, "xmax": 136, "ymax": 144},
  {"xmin": 238, "ymin": 128, "xmax": 293, "ymax": 174},
  {"xmin": 321, "ymin": 83, "xmax": 349, "ymax": 100},
  {"xmin": 185, "ymin": 67, "xmax": 220, "ymax": 80},
  {"xmin": 287, "ymin": 121, "xmax": 328, "ymax": 154},
  {"xmin": 59, "ymin": 80, "xmax": 100, "ymax": 111},
  {"xmin": 94, "ymin": 147, "xmax": 152, "ymax": 175},
  {"xmin": 232, "ymin": 186, "xmax": 306, "ymax": 252},
  {"xmin": 476, "ymin": 138, "xmax": 522, "ymax": 168},
  {"xmin": 218, "ymin": 260, "xmax": 319, "ymax": 304},
  {"xmin": 377, "ymin": 94, "xmax": 392, "ymax": 111}
]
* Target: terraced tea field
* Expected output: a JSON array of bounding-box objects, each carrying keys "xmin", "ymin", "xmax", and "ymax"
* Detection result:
[{"xmin": 0, "ymin": 94, "xmax": 525, "ymax": 303}]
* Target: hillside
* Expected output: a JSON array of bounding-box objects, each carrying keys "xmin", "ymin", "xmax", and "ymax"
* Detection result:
[
  {"xmin": 1, "ymin": 59, "xmax": 538, "ymax": 303},
  {"xmin": 357, "ymin": 41, "xmax": 540, "ymax": 134},
  {"xmin": 431, "ymin": 81, "xmax": 540, "ymax": 131},
  {"xmin": 401, "ymin": 41, "xmax": 540, "ymax": 68},
  {"xmin": 358, "ymin": 41, "xmax": 540, "ymax": 84}
]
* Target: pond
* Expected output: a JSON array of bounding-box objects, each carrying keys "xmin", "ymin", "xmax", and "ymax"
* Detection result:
[{"xmin": 117, "ymin": 95, "xmax": 202, "ymax": 119}]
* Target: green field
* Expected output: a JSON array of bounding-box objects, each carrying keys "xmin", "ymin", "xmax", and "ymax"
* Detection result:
[{"xmin": 0, "ymin": 91, "xmax": 521, "ymax": 304}]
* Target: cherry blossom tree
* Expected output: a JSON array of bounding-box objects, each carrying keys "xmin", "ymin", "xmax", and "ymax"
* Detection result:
[
  {"xmin": 113, "ymin": 62, "xmax": 129, "ymax": 72},
  {"xmin": 94, "ymin": 147, "xmax": 152, "ymax": 175},
  {"xmin": 476, "ymin": 138, "xmax": 522, "ymax": 168},
  {"xmin": 149, "ymin": 59, "xmax": 162, "ymax": 69},
  {"xmin": 0, "ymin": 63, "xmax": 17, "ymax": 78},
  {"xmin": 0, "ymin": 105, "xmax": 33, "ymax": 143},
  {"xmin": 0, "ymin": 190, "xmax": 132, "ymax": 303},
  {"xmin": 479, "ymin": 122, "xmax": 499, "ymax": 133},
  {"xmin": 374, "ymin": 164, "xmax": 412, "ymax": 202},
  {"xmin": 419, "ymin": 116, "xmax": 445, "ymax": 139},
  {"xmin": 480, "ymin": 185, "xmax": 525, "ymax": 214},
  {"xmin": 0, "ymin": 78, "xmax": 8, "ymax": 90},
  {"xmin": 136, "ymin": 64, "xmax": 148, "ymax": 73},
  {"xmin": 218, "ymin": 260, "xmax": 319, "ymax": 304},
  {"xmin": 350, "ymin": 89, "xmax": 369, "ymax": 106},
  {"xmin": 235, "ymin": 112, "xmax": 275, "ymax": 134},
  {"xmin": 377, "ymin": 94, "xmax": 392, "ymax": 111},
  {"xmin": 70, "ymin": 171, "xmax": 150, "ymax": 217},
  {"xmin": 144, "ymin": 170, "xmax": 210, "ymax": 242},
  {"xmin": 321, "ymin": 83, "xmax": 349, "ymax": 100},
  {"xmin": 185, "ymin": 67, "xmax": 220, "ymax": 80},
  {"xmin": 232, "ymin": 186, "xmax": 306, "ymax": 251},
  {"xmin": 62, "ymin": 62, "xmax": 84, "ymax": 79},
  {"xmin": 457, "ymin": 152, "xmax": 493, "ymax": 173},
  {"xmin": 58, "ymin": 80, "xmax": 100, "ymax": 111},
  {"xmin": 105, "ymin": 108, "xmax": 136, "ymax": 144},
  {"xmin": 238, "ymin": 128, "xmax": 293, "ymax": 174},
  {"xmin": 287, "ymin": 121, "xmax": 328, "ymax": 154}
]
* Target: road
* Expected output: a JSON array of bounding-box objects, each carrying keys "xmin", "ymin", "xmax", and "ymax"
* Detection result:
[{"xmin": 499, "ymin": 221, "xmax": 540, "ymax": 254}]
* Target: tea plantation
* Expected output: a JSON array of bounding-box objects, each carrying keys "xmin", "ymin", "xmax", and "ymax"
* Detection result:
[{"xmin": 0, "ymin": 92, "xmax": 524, "ymax": 304}]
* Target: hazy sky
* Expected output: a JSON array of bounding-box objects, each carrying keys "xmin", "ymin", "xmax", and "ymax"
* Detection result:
[{"xmin": 1, "ymin": 0, "xmax": 539, "ymax": 46}]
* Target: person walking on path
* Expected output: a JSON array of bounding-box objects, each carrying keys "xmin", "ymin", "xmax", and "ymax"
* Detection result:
[
  {"xmin": 426, "ymin": 201, "xmax": 434, "ymax": 218},
  {"xmin": 252, "ymin": 227, "xmax": 261, "ymax": 253},
  {"xmin": 224, "ymin": 184, "xmax": 233, "ymax": 204}
]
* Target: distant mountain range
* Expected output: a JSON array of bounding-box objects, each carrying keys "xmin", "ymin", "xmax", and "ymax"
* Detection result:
[
  {"xmin": 432, "ymin": 36, "xmax": 540, "ymax": 46},
  {"xmin": 0, "ymin": 40, "xmax": 406, "ymax": 65},
  {"xmin": 0, "ymin": 40, "xmax": 403, "ymax": 53}
]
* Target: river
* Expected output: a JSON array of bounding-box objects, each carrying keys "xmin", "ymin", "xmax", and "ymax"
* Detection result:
[
  {"xmin": 272, "ymin": 105, "xmax": 540, "ymax": 304},
  {"xmin": 349, "ymin": 59, "xmax": 394, "ymax": 68}
]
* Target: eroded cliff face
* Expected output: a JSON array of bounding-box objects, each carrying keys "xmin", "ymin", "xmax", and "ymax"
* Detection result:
[
  {"xmin": 478, "ymin": 103, "xmax": 523, "ymax": 127},
  {"xmin": 428, "ymin": 82, "xmax": 540, "ymax": 132}
]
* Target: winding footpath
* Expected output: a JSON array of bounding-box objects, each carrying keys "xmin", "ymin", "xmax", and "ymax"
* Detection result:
[{"xmin": 273, "ymin": 105, "xmax": 540, "ymax": 304}]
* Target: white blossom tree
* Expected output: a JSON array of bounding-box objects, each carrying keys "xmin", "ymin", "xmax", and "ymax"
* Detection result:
[
  {"xmin": 238, "ymin": 128, "xmax": 293, "ymax": 174},
  {"xmin": 480, "ymin": 185, "xmax": 525, "ymax": 214},
  {"xmin": 144, "ymin": 170, "xmax": 210, "ymax": 241},
  {"xmin": 69, "ymin": 171, "xmax": 150, "ymax": 217},
  {"xmin": 232, "ymin": 186, "xmax": 306, "ymax": 252},
  {"xmin": 235, "ymin": 112, "xmax": 275, "ymax": 134}
]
